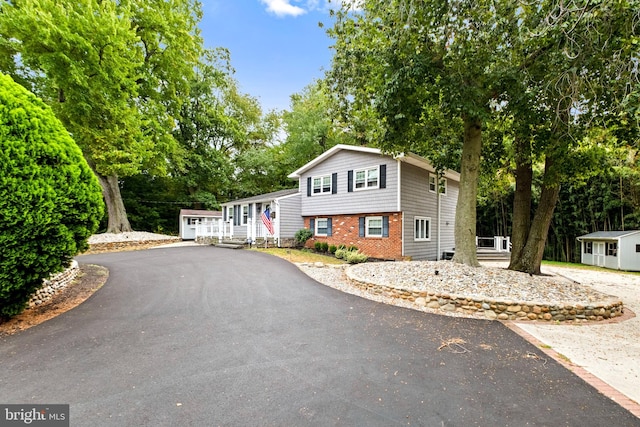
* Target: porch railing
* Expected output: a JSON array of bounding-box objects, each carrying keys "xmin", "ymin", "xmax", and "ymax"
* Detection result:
[{"xmin": 476, "ymin": 236, "xmax": 511, "ymax": 252}]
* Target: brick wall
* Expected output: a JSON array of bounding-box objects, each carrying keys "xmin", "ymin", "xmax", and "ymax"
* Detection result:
[{"xmin": 305, "ymin": 212, "xmax": 403, "ymax": 260}]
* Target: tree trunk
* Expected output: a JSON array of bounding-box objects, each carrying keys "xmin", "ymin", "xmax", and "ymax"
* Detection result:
[
  {"xmin": 508, "ymin": 137, "xmax": 533, "ymax": 269},
  {"xmin": 96, "ymin": 172, "xmax": 132, "ymax": 233},
  {"xmin": 452, "ymin": 118, "xmax": 482, "ymax": 267},
  {"xmin": 509, "ymin": 155, "xmax": 561, "ymax": 274}
]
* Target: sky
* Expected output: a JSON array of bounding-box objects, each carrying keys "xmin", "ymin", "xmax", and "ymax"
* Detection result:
[{"xmin": 199, "ymin": 1, "xmax": 342, "ymax": 113}]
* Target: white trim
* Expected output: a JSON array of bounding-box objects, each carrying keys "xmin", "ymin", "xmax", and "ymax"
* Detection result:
[
  {"xmin": 311, "ymin": 174, "xmax": 333, "ymax": 195},
  {"xmin": 414, "ymin": 216, "xmax": 431, "ymax": 241},
  {"xmin": 396, "ymin": 159, "xmax": 402, "ymax": 212}
]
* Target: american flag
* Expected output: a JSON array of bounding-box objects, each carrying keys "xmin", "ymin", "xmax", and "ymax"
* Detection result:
[{"xmin": 261, "ymin": 206, "xmax": 274, "ymax": 235}]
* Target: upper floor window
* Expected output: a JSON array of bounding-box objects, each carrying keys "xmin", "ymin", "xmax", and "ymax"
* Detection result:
[
  {"xmin": 429, "ymin": 173, "xmax": 447, "ymax": 195},
  {"xmin": 355, "ymin": 166, "xmax": 378, "ymax": 190},
  {"xmin": 313, "ymin": 175, "xmax": 332, "ymax": 194}
]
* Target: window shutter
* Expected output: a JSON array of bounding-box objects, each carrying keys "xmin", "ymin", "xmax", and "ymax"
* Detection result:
[
  {"xmin": 248, "ymin": 204, "xmax": 253, "ymax": 219},
  {"xmin": 310, "ymin": 218, "xmax": 315, "ymax": 234},
  {"xmin": 380, "ymin": 164, "xmax": 386, "ymax": 189},
  {"xmin": 234, "ymin": 205, "xmax": 240, "ymax": 226},
  {"xmin": 382, "ymin": 216, "xmax": 389, "ymax": 237},
  {"xmin": 327, "ymin": 218, "xmax": 332, "ymax": 236},
  {"xmin": 359, "ymin": 217, "xmax": 365, "ymax": 237},
  {"xmin": 307, "ymin": 177, "xmax": 312, "ymax": 197},
  {"xmin": 348, "ymin": 170, "xmax": 354, "ymax": 192},
  {"xmin": 223, "ymin": 207, "xmax": 227, "ymax": 221},
  {"xmin": 332, "ymin": 173, "xmax": 338, "ymax": 194}
]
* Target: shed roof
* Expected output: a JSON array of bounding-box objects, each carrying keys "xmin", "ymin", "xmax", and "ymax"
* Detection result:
[
  {"xmin": 222, "ymin": 188, "xmax": 299, "ymax": 205},
  {"xmin": 577, "ymin": 230, "xmax": 640, "ymax": 240}
]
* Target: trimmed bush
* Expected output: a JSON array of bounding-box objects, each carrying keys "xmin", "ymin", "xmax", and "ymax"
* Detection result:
[
  {"xmin": 328, "ymin": 245, "xmax": 337, "ymax": 254},
  {"xmin": 314, "ymin": 241, "xmax": 323, "ymax": 252},
  {"xmin": 348, "ymin": 245, "xmax": 358, "ymax": 252},
  {"xmin": 320, "ymin": 242, "xmax": 329, "ymax": 252},
  {"xmin": 294, "ymin": 228, "xmax": 313, "ymax": 246},
  {"xmin": 345, "ymin": 250, "xmax": 369, "ymax": 264},
  {"xmin": 0, "ymin": 74, "xmax": 104, "ymax": 319}
]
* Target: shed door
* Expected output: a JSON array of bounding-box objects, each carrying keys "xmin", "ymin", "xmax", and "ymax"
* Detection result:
[{"xmin": 593, "ymin": 242, "xmax": 605, "ymax": 267}]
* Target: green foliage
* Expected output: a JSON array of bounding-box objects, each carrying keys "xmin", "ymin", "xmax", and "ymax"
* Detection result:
[
  {"xmin": 345, "ymin": 250, "xmax": 369, "ymax": 264},
  {"xmin": 314, "ymin": 241, "xmax": 329, "ymax": 253},
  {"xmin": 0, "ymin": 74, "xmax": 103, "ymax": 319},
  {"xmin": 334, "ymin": 248, "xmax": 346, "ymax": 260},
  {"xmin": 329, "ymin": 245, "xmax": 337, "ymax": 254},
  {"xmin": 294, "ymin": 228, "xmax": 313, "ymax": 246}
]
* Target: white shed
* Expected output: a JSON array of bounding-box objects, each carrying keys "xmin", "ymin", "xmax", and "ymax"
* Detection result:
[
  {"xmin": 179, "ymin": 209, "xmax": 222, "ymax": 240},
  {"xmin": 577, "ymin": 230, "xmax": 640, "ymax": 271}
]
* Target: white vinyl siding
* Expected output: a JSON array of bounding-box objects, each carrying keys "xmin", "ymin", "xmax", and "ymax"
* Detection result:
[{"xmin": 300, "ymin": 151, "xmax": 397, "ymax": 216}]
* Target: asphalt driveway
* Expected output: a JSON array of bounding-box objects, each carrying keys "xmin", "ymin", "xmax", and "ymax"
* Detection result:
[{"xmin": 1, "ymin": 247, "xmax": 638, "ymax": 426}]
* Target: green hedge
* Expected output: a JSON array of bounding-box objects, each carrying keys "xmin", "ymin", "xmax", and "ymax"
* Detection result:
[{"xmin": 0, "ymin": 74, "xmax": 104, "ymax": 319}]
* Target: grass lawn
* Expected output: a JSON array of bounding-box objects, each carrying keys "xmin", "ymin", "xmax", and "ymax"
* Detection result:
[
  {"xmin": 542, "ymin": 260, "xmax": 640, "ymax": 276},
  {"xmin": 250, "ymin": 247, "xmax": 345, "ymax": 265}
]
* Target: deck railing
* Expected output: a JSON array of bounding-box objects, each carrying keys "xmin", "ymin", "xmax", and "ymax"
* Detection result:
[{"xmin": 476, "ymin": 236, "xmax": 511, "ymax": 252}]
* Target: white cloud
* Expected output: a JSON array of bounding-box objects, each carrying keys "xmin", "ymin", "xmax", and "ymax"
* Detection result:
[{"xmin": 260, "ymin": 0, "xmax": 307, "ymax": 17}]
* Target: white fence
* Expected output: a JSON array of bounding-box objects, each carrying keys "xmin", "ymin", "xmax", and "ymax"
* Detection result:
[{"xmin": 476, "ymin": 236, "xmax": 511, "ymax": 252}]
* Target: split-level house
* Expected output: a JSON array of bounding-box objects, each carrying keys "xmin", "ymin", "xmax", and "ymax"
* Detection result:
[{"xmin": 221, "ymin": 144, "xmax": 460, "ymax": 260}]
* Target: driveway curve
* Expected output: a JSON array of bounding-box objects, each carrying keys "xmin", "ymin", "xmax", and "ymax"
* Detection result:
[{"xmin": 1, "ymin": 246, "xmax": 637, "ymax": 426}]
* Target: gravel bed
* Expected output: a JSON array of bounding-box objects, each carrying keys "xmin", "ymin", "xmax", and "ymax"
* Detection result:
[
  {"xmin": 88, "ymin": 232, "xmax": 178, "ymax": 244},
  {"xmin": 300, "ymin": 260, "xmax": 619, "ymax": 309}
]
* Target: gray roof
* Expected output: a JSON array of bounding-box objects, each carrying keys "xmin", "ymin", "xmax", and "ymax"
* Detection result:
[
  {"xmin": 223, "ymin": 188, "xmax": 299, "ymax": 205},
  {"xmin": 577, "ymin": 230, "xmax": 640, "ymax": 240},
  {"xmin": 179, "ymin": 209, "xmax": 221, "ymax": 217}
]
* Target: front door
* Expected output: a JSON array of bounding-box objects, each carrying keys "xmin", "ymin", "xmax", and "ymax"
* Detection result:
[{"xmin": 593, "ymin": 242, "xmax": 605, "ymax": 267}]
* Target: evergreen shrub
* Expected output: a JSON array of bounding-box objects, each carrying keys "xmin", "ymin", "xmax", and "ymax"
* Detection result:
[{"xmin": 0, "ymin": 74, "xmax": 104, "ymax": 319}]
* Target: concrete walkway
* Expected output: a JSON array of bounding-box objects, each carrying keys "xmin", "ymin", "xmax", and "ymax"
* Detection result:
[{"xmin": 510, "ymin": 265, "xmax": 640, "ymax": 414}]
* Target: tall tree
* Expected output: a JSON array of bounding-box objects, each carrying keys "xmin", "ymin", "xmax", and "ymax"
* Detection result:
[
  {"xmin": 0, "ymin": 0, "xmax": 203, "ymax": 233},
  {"xmin": 327, "ymin": 0, "xmax": 514, "ymax": 266},
  {"xmin": 504, "ymin": 0, "xmax": 639, "ymax": 273}
]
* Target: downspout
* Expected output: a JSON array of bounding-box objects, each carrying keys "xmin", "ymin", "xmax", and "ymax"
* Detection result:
[{"xmin": 398, "ymin": 160, "xmax": 404, "ymax": 258}]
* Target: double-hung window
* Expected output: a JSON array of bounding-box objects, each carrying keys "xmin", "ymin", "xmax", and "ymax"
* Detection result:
[
  {"xmin": 607, "ymin": 242, "xmax": 618, "ymax": 257},
  {"xmin": 313, "ymin": 175, "xmax": 332, "ymax": 195},
  {"xmin": 316, "ymin": 218, "xmax": 329, "ymax": 236},
  {"xmin": 414, "ymin": 217, "xmax": 431, "ymax": 241},
  {"xmin": 242, "ymin": 205, "xmax": 249, "ymax": 225},
  {"xmin": 355, "ymin": 167, "xmax": 378, "ymax": 190},
  {"xmin": 429, "ymin": 173, "xmax": 447, "ymax": 195},
  {"xmin": 366, "ymin": 216, "xmax": 383, "ymax": 237}
]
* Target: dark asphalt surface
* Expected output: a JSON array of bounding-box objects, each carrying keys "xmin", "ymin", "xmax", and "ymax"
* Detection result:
[{"xmin": 1, "ymin": 246, "xmax": 638, "ymax": 426}]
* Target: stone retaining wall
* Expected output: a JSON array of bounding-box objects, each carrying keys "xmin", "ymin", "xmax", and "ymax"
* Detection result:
[
  {"xmin": 28, "ymin": 260, "xmax": 80, "ymax": 307},
  {"xmin": 344, "ymin": 269, "xmax": 624, "ymax": 322}
]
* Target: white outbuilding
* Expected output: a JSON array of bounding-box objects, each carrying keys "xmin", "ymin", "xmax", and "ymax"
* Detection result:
[
  {"xmin": 577, "ymin": 230, "xmax": 640, "ymax": 271},
  {"xmin": 179, "ymin": 209, "xmax": 222, "ymax": 240}
]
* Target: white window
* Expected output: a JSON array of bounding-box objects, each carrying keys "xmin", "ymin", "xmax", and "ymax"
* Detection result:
[
  {"xmin": 355, "ymin": 166, "xmax": 378, "ymax": 190},
  {"xmin": 313, "ymin": 175, "xmax": 332, "ymax": 194},
  {"xmin": 429, "ymin": 173, "xmax": 447, "ymax": 195},
  {"xmin": 585, "ymin": 241, "xmax": 593, "ymax": 254},
  {"xmin": 607, "ymin": 242, "xmax": 618, "ymax": 257},
  {"xmin": 242, "ymin": 205, "xmax": 249, "ymax": 225},
  {"xmin": 366, "ymin": 216, "xmax": 383, "ymax": 237},
  {"xmin": 315, "ymin": 218, "xmax": 329, "ymax": 236},
  {"xmin": 227, "ymin": 207, "xmax": 233, "ymax": 222},
  {"xmin": 414, "ymin": 217, "xmax": 431, "ymax": 241}
]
